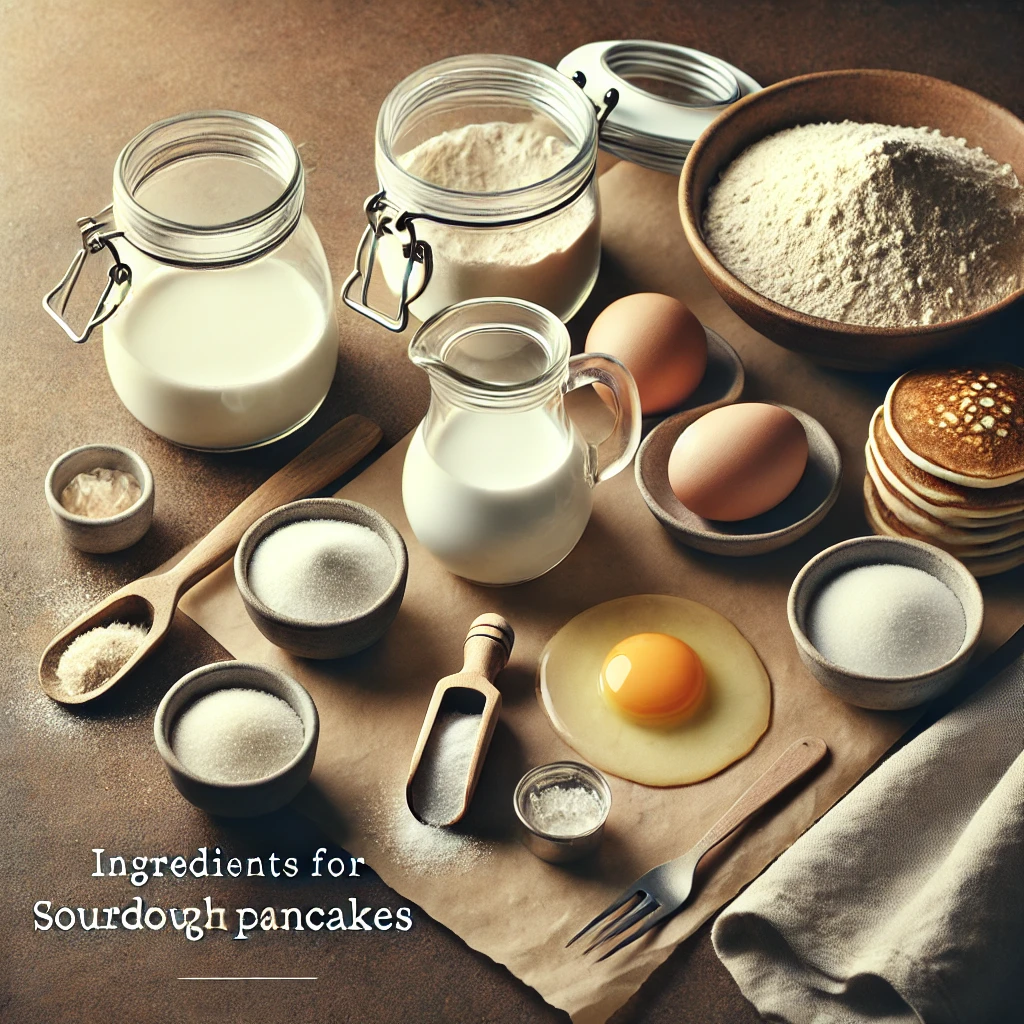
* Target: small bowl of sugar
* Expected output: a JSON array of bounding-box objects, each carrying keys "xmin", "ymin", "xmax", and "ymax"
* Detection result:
[
  {"xmin": 154, "ymin": 661, "xmax": 319, "ymax": 817},
  {"xmin": 45, "ymin": 443, "xmax": 154, "ymax": 553},
  {"xmin": 234, "ymin": 497, "xmax": 408, "ymax": 659},
  {"xmin": 514, "ymin": 761, "xmax": 612, "ymax": 864},
  {"xmin": 788, "ymin": 536, "xmax": 984, "ymax": 710}
]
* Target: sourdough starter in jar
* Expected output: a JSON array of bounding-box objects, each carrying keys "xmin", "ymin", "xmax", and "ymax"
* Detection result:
[
  {"xmin": 104, "ymin": 258, "xmax": 337, "ymax": 451},
  {"xmin": 96, "ymin": 111, "xmax": 337, "ymax": 451}
]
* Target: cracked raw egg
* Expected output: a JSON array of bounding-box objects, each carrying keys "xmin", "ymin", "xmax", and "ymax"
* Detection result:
[{"xmin": 538, "ymin": 595, "xmax": 771, "ymax": 786}]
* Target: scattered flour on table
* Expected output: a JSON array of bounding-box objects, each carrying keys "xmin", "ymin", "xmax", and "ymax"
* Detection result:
[
  {"xmin": 7, "ymin": 573, "xmax": 124, "ymax": 736},
  {"xmin": 362, "ymin": 782, "xmax": 485, "ymax": 876},
  {"xmin": 6, "ymin": 687, "xmax": 91, "ymax": 740},
  {"xmin": 703, "ymin": 121, "xmax": 1024, "ymax": 327}
]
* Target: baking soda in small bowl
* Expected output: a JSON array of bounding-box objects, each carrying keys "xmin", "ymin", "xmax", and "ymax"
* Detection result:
[{"xmin": 526, "ymin": 784, "xmax": 607, "ymax": 837}]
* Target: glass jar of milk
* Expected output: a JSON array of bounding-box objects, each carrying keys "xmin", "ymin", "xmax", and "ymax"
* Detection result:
[
  {"xmin": 44, "ymin": 111, "xmax": 338, "ymax": 451},
  {"xmin": 342, "ymin": 54, "xmax": 601, "ymax": 332},
  {"xmin": 403, "ymin": 298, "xmax": 641, "ymax": 586}
]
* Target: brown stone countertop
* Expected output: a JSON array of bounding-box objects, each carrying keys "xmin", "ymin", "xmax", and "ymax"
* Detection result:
[{"xmin": 2, "ymin": 1, "xmax": 1022, "ymax": 1021}]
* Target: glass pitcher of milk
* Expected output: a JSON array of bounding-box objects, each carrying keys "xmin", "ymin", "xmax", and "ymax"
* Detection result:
[
  {"xmin": 44, "ymin": 110, "xmax": 338, "ymax": 451},
  {"xmin": 402, "ymin": 298, "xmax": 641, "ymax": 585}
]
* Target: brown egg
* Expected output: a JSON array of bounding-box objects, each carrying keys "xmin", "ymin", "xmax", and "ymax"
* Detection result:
[
  {"xmin": 585, "ymin": 293, "xmax": 707, "ymax": 415},
  {"xmin": 668, "ymin": 404, "xmax": 808, "ymax": 521}
]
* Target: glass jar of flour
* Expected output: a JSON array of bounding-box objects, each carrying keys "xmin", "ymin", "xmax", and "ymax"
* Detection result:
[
  {"xmin": 343, "ymin": 54, "xmax": 601, "ymax": 331},
  {"xmin": 45, "ymin": 111, "xmax": 338, "ymax": 451}
]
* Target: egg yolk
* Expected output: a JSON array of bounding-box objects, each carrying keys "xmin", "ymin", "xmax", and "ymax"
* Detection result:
[{"xmin": 600, "ymin": 633, "xmax": 706, "ymax": 725}]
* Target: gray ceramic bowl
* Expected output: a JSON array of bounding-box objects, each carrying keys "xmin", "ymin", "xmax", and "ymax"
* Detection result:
[
  {"xmin": 636, "ymin": 404, "xmax": 842, "ymax": 556},
  {"xmin": 154, "ymin": 661, "xmax": 319, "ymax": 817},
  {"xmin": 788, "ymin": 536, "xmax": 984, "ymax": 710},
  {"xmin": 45, "ymin": 443, "xmax": 154, "ymax": 553},
  {"xmin": 235, "ymin": 498, "xmax": 408, "ymax": 659}
]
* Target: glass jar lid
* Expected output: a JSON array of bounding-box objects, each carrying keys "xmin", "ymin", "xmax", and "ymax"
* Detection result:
[{"xmin": 557, "ymin": 40, "xmax": 761, "ymax": 174}]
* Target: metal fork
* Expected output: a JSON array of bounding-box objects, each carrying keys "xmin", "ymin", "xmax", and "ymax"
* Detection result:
[{"xmin": 568, "ymin": 736, "xmax": 828, "ymax": 960}]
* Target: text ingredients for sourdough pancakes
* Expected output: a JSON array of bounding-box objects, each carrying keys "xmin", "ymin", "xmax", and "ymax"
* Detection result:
[{"xmin": 31, "ymin": 846, "xmax": 413, "ymax": 940}]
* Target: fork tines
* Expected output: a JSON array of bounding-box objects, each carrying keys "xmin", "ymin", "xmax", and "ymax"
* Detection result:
[{"xmin": 567, "ymin": 890, "xmax": 665, "ymax": 961}]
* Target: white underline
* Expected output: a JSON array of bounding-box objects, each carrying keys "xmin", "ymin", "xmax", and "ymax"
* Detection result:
[{"xmin": 178, "ymin": 977, "xmax": 317, "ymax": 981}]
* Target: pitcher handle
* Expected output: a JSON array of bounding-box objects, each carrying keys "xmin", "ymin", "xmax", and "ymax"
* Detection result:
[{"xmin": 565, "ymin": 353, "xmax": 641, "ymax": 483}]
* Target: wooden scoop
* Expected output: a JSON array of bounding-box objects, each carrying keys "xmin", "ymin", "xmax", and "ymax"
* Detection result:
[
  {"xmin": 38, "ymin": 414, "xmax": 382, "ymax": 705},
  {"xmin": 406, "ymin": 614, "xmax": 515, "ymax": 826}
]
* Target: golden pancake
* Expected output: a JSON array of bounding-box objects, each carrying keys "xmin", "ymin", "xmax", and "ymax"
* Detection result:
[
  {"xmin": 885, "ymin": 365, "xmax": 1024, "ymax": 488},
  {"xmin": 870, "ymin": 406, "xmax": 1024, "ymax": 517},
  {"xmin": 863, "ymin": 477, "xmax": 1024, "ymax": 576},
  {"xmin": 866, "ymin": 446, "xmax": 1024, "ymax": 545}
]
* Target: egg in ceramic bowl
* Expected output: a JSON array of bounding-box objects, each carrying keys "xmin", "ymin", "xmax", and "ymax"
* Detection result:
[
  {"xmin": 668, "ymin": 403, "xmax": 809, "ymax": 521},
  {"xmin": 538, "ymin": 594, "xmax": 771, "ymax": 786},
  {"xmin": 636, "ymin": 403, "xmax": 843, "ymax": 556},
  {"xmin": 585, "ymin": 293, "xmax": 708, "ymax": 415}
]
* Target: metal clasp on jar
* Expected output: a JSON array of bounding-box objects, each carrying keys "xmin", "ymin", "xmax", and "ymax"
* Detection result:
[
  {"xmin": 340, "ymin": 190, "xmax": 433, "ymax": 333},
  {"xmin": 43, "ymin": 206, "xmax": 132, "ymax": 344}
]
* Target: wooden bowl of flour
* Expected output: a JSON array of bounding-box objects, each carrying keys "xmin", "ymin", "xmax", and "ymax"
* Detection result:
[{"xmin": 679, "ymin": 69, "xmax": 1024, "ymax": 371}]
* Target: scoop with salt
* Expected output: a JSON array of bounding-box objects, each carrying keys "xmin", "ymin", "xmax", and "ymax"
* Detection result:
[{"xmin": 407, "ymin": 614, "xmax": 514, "ymax": 827}]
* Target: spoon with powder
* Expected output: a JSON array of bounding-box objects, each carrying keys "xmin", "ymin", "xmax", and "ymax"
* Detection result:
[
  {"xmin": 38, "ymin": 414, "xmax": 381, "ymax": 705},
  {"xmin": 407, "ymin": 614, "xmax": 515, "ymax": 827}
]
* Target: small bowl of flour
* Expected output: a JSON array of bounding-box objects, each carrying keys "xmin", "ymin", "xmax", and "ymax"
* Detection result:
[{"xmin": 680, "ymin": 69, "xmax": 1024, "ymax": 370}]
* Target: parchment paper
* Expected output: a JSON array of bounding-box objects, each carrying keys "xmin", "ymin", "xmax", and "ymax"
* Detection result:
[{"xmin": 180, "ymin": 163, "xmax": 1023, "ymax": 1023}]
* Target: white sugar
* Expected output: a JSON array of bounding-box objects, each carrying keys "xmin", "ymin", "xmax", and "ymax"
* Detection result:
[
  {"xmin": 806, "ymin": 563, "xmax": 966, "ymax": 678},
  {"xmin": 171, "ymin": 688, "xmax": 304, "ymax": 783},
  {"xmin": 248, "ymin": 519, "xmax": 395, "ymax": 623},
  {"xmin": 409, "ymin": 711, "xmax": 482, "ymax": 825},
  {"xmin": 526, "ymin": 783, "xmax": 606, "ymax": 837}
]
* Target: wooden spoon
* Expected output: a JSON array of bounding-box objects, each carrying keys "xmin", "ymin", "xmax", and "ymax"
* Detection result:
[
  {"xmin": 406, "ymin": 614, "xmax": 515, "ymax": 826},
  {"xmin": 39, "ymin": 414, "xmax": 382, "ymax": 704}
]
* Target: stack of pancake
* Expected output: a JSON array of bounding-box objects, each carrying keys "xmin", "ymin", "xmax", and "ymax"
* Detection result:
[{"xmin": 864, "ymin": 364, "xmax": 1024, "ymax": 576}]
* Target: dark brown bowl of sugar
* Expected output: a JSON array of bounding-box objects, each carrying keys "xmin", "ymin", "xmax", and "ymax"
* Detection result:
[{"xmin": 680, "ymin": 69, "xmax": 1024, "ymax": 371}]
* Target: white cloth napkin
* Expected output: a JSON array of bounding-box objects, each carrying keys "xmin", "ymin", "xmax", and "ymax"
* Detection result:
[{"xmin": 713, "ymin": 645, "xmax": 1024, "ymax": 1024}]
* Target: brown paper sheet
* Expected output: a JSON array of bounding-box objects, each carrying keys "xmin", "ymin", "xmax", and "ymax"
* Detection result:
[{"xmin": 179, "ymin": 163, "xmax": 1023, "ymax": 1023}]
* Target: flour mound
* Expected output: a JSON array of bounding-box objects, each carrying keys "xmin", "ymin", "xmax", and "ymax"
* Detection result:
[
  {"xmin": 703, "ymin": 121, "xmax": 1024, "ymax": 328},
  {"xmin": 397, "ymin": 120, "xmax": 591, "ymax": 267},
  {"xmin": 401, "ymin": 120, "xmax": 573, "ymax": 193}
]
